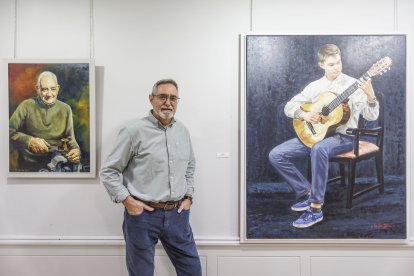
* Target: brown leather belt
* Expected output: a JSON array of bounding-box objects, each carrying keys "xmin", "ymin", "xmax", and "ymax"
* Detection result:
[
  {"xmin": 145, "ymin": 200, "xmax": 182, "ymax": 211},
  {"xmin": 131, "ymin": 196, "xmax": 182, "ymax": 211}
]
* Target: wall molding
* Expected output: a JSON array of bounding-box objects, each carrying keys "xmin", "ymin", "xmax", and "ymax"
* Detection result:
[{"xmin": 2, "ymin": 236, "xmax": 414, "ymax": 249}]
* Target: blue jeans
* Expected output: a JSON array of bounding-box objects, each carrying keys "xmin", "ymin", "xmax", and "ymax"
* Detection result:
[
  {"xmin": 123, "ymin": 208, "xmax": 202, "ymax": 276},
  {"xmin": 268, "ymin": 134, "xmax": 353, "ymax": 204}
]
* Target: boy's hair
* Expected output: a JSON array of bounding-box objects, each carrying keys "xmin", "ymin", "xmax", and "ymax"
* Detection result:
[{"xmin": 318, "ymin": 44, "xmax": 341, "ymax": 63}]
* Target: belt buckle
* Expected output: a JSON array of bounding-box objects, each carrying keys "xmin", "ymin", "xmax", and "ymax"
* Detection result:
[{"xmin": 163, "ymin": 201, "xmax": 176, "ymax": 211}]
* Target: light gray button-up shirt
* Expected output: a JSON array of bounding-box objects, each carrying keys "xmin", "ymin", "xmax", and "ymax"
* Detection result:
[{"xmin": 100, "ymin": 111, "xmax": 195, "ymax": 203}]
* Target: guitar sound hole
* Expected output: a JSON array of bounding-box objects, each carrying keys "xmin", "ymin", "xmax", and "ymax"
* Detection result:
[{"xmin": 321, "ymin": 106, "xmax": 330, "ymax": 116}]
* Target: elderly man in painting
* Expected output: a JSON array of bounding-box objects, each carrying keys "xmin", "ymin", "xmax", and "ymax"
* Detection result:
[{"xmin": 9, "ymin": 71, "xmax": 81, "ymax": 172}]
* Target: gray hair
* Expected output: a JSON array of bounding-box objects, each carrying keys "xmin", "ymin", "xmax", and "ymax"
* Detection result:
[
  {"xmin": 152, "ymin": 79, "xmax": 178, "ymax": 94},
  {"xmin": 36, "ymin": 71, "xmax": 59, "ymax": 88}
]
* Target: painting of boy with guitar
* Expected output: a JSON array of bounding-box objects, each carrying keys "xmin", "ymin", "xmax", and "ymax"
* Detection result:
[{"xmin": 268, "ymin": 44, "xmax": 392, "ymax": 228}]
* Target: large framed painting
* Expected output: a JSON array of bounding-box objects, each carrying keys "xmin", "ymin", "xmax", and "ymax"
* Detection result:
[
  {"xmin": 5, "ymin": 59, "xmax": 96, "ymax": 178},
  {"xmin": 240, "ymin": 35, "xmax": 406, "ymax": 242}
]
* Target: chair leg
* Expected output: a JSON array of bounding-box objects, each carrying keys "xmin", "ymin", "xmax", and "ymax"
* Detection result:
[
  {"xmin": 339, "ymin": 163, "xmax": 346, "ymax": 187},
  {"xmin": 375, "ymin": 155, "xmax": 385, "ymax": 194},
  {"xmin": 346, "ymin": 162, "xmax": 356, "ymax": 209}
]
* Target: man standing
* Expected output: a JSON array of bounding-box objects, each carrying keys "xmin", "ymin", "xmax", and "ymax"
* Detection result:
[
  {"xmin": 9, "ymin": 71, "xmax": 81, "ymax": 172},
  {"xmin": 100, "ymin": 79, "xmax": 202, "ymax": 276}
]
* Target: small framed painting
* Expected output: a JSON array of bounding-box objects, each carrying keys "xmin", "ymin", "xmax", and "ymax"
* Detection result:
[{"xmin": 5, "ymin": 59, "xmax": 96, "ymax": 178}]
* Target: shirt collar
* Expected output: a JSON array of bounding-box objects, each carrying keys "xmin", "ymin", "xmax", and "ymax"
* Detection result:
[
  {"xmin": 322, "ymin": 73, "xmax": 345, "ymax": 83},
  {"xmin": 35, "ymin": 96, "xmax": 57, "ymax": 109}
]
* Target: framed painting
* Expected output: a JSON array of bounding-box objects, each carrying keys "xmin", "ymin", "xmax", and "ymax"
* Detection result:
[
  {"xmin": 5, "ymin": 59, "xmax": 96, "ymax": 178},
  {"xmin": 240, "ymin": 34, "xmax": 407, "ymax": 242}
]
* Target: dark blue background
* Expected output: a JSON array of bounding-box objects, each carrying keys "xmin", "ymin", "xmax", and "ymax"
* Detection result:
[
  {"xmin": 246, "ymin": 35, "xmax": 406, "ymax": 183},
  {"xmin": 244, "ymin": 35, "xmax": 406, "ymax": 239}
]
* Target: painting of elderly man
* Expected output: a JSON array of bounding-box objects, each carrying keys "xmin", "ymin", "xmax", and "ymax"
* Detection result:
[{"xmin": 7, "ymin": 61, "xmax": 95, "ymax": 177}]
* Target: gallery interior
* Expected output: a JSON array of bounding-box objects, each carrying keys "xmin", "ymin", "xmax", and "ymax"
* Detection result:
[{"xmin": 1, "ymin": 0, "xmax": 414, "ymax": 275}]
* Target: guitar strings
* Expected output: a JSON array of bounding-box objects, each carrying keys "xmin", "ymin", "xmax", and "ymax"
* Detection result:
[{"xmin": 325, "ymin": 73, "xmax": 370, "ymax": 114}]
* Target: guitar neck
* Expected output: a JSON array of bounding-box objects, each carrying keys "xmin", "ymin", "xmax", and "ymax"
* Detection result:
[{"xmin": 326, "ymin": 72, "xmax": 370, "ymax": 112}]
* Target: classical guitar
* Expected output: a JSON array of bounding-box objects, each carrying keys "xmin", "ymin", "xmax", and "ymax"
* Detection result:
[{"xmin": 293, "ymin": 56, "xmax": 392, "ymax": 148}]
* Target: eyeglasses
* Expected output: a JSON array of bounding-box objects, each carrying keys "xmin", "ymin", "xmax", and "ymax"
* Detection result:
[{"xmin": 152, "ymin": 94, "xmax": 180, "ymax": 103}]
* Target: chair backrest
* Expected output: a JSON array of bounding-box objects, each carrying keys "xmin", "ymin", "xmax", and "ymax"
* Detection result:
[{"xmin": 357, "ymin": 92, "xmax": 384, "ymax": 149}]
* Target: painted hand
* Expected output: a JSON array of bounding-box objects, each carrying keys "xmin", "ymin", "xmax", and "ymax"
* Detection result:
[
  {"xmin": 28, "ymin": 137, "xmax": 50, "ymax": 153},
  {"xmin": 66, "ymin": 148, "xmax": 81, "ymax": 163},
  {"xmin": 301, "ymin": 111, "xmax": 322, "ymax": 124},
  {"xmin": 357, "ymin": 77, "xmax": 375, "ymax": 101}
]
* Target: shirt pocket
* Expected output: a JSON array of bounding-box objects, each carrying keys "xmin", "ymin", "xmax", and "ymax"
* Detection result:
[{"xmin": 174, "ymin": 140, "xmax": 191, "ymax": 162}]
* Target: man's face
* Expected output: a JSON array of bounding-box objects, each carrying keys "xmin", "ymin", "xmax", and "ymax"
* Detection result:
[
  {"xmin": 37, "ymin": 76, "xmax": 59, "ymax": 105},
  {"xmin": 149, "ymin": 83, "xmax": 179, "ymax": 126},
  {"xmin": 319, "ymin": 54, "xmax": 342, "ymax": 81}
]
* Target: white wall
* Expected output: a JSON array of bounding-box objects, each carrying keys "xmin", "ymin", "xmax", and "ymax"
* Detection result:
[
  {"xmin": 1, "ymin": 0, "xmax": 414, "ymax": 276},
  {"xmin": 0, "ymin": 0, "xmax": 250, "ymax": 241}
]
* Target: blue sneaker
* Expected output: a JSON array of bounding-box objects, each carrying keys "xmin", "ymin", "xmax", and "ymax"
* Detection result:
[
  {"xmin": 291, "ymin": 198, "xmax": 310, "ymax": 211},
  {"xmin": 292, "ymin": 209, "xmax": 323, "ymax": 228}
]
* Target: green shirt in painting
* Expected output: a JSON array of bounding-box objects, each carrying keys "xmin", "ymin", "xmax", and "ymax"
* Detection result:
[{"xmin": 9, "ymin": 96, "xmax": 80, "ymax": 170}]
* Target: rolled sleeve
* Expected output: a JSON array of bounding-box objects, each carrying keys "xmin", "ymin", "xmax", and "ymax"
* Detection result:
[
  {"xmin": 185, "ymin": 139, "xmax": 196, "ymax": 196},
  {"xmin": 99, "ymin": 127, "xmax": 134, "ymax": 203}
]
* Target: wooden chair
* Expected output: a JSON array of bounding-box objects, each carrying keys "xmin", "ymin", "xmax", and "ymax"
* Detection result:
[{"xmin": 329, "ymin": 92, "xmax": 385, "ymax": 208}]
